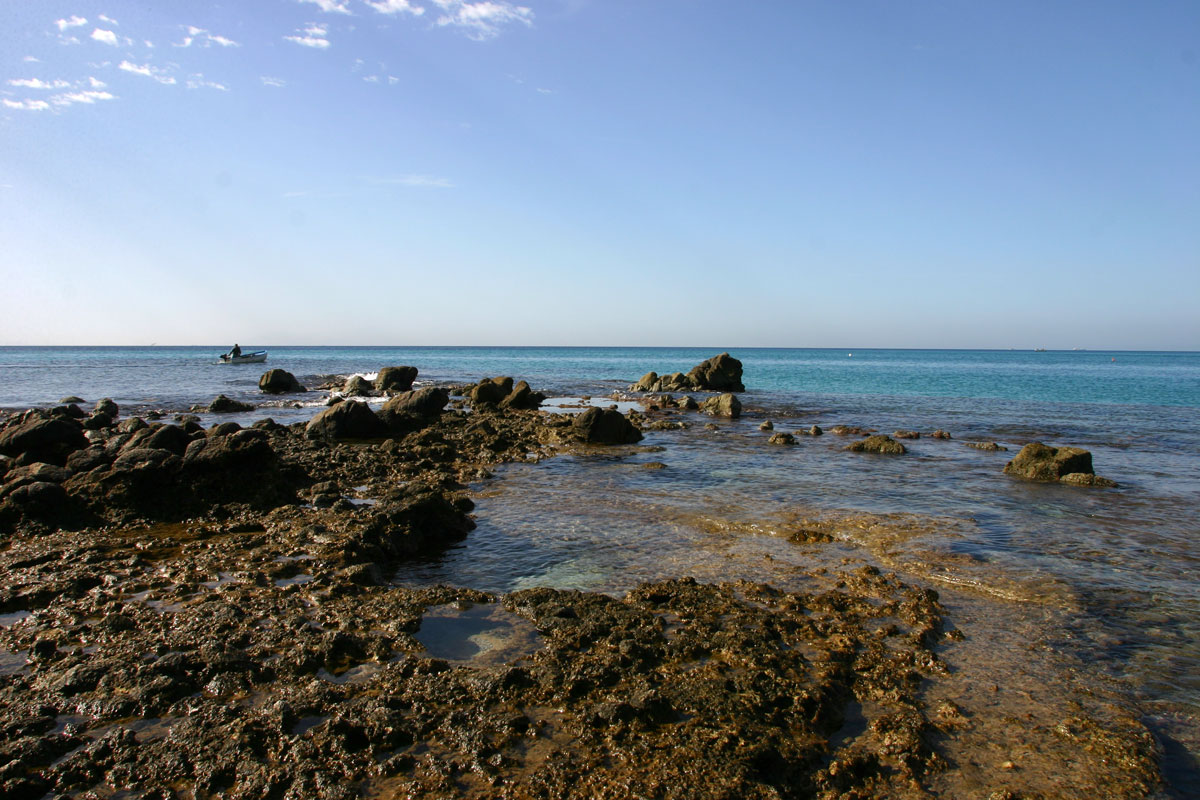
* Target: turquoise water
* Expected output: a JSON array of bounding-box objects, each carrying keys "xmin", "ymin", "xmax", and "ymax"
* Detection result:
[
  {"xmin": 3, "ymin": 346, "xmax": 1200, "ymax": 794},
  {"xmin": 1, "ymin": 346, "xmax": 1198, "ymax": 410}
]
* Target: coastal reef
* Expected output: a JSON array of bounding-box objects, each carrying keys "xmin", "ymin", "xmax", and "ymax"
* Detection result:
[
  {"xmin": 630, "ymin": 352, "xmax": 745, "ymax": 393},
  {"xmin": 0, "ymin": 372, "xmax": 1155, "ymax": 798}
]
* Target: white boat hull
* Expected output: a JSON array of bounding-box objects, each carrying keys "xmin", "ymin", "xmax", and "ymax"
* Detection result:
[{"xmin": 218, "ymin": 351, "xmax": 267, "ymax": 364}]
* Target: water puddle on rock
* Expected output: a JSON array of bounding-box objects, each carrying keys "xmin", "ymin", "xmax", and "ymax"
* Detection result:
[
  {"xmin": 0, "ymin": 648, "xmax": 29, "ymax": 675},
  {"xmin": 415, "ymin": 603, "xmax": 542, "ymax": 667},
  {"xmin": 0, "ymin": 610, "xmax": 32, "ymax": 628},
  {"xmin": 275, "ymin": 574, "xmax": 314, "ymax": 588}
]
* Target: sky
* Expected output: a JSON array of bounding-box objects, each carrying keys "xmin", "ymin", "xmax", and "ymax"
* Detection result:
[{"xmin": 1, "ymin": 1, "xmax": 1197, "ymax": 349}]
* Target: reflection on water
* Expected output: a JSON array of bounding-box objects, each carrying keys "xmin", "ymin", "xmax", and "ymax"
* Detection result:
[{"xmin": 393, "ymin": 414, "xmax": 1200, "ymax": 796}]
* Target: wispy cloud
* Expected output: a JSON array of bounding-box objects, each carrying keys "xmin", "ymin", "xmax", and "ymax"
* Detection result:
[
  {"xmin": 24, "ymin": 56, "xmax": 41, "ymax": 63},
  {"xmin": 176, "ymin": 26, "xmax": 240, "ymax": 48},
  {"xmin": 89, "ymin": 77, "xmax": 107, "ymax": 88},
  {"xmin": 261, "ymin": 76, "xmax": 287, "ymax": 88},
  {"xmin": 55, "ymin": 16, "xmax": 87, "ymax": 32},
  {"xmin": 2, "ymin": 89, "xmax": 115, "ymax": 112},
  {"xmin": 187, "ymin": 75, "xmax": 229, "ymax": 91},
  {"xmin": 8, "ymin": 78, "xmax": 72, "ymax": 90},
  {"xmin": 370, "ymin": 175, "xmax": 455, "ymax": 188},
  {"xmin": 298, "ymin": 0, "xmax": 352, "ymax": 13},
  {"xmin": 432, "ymin": 0, "xmax": 533, "ymax": 40},
  {"xmin": 119, "ymin": 61, "xmax": 177, "ymax": 85},
  {"xmin": 365, "ymin": 0, "xmax": 425, "ymax": 16},
  {"xmin": 99, "ymin": 14, "xmax": 119, "ymax": 25},
  {"xmin": 91, "ymin": 28, "xmax": 120, "ymax": 46},
  {"xmin": 51, "ymin": 90, "xmax": 115, "ymax": 107},
  {"xmin": 285, "ymin": 23, "xmax": 332, "ymax": 49},
  {"xmin": 3, "ymin": 98, "xmax": 52, "ymax": 111}
]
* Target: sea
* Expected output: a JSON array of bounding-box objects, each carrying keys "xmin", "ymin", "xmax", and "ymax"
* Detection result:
[{"xmin": 2, "ymin": 345, "xmax": 1199, "ymax": 796}]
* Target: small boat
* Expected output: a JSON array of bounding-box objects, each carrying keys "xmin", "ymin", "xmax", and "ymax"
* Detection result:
[{"xmin": 217, "ymin": 350, "xmax": 267, "ymax": 364}]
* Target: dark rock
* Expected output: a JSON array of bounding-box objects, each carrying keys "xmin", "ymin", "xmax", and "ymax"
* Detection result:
[
  {"xmin": 93, "ymin": 398, "xmax": 119, "ymax": 418},
  {"xmin": 687, "ymin": 352, "xmax": 745, "ymax": 392},
  {"xmin": 893, "ymin": 430, "xmax": 920, "ymax": 440},
  {"xmin": 629, "ymin": 353, "xmax": 744, "ymax": 393},
  {"xmin": 66, "ymin": 445, "xmax": 110, "ymax": 473},
  {"xmin": 4, "ymin": 480, "xmax": 68, "ymax": 508},
  {"xmin": 378, "ymin": 388, "xmax": 449, "ymax": 436},
  {"xmin": 759, "ymin": 421, "xmax": 774, "ymax": 431},
  {"xmin": 2, "ymin": 462, "xmax": 71, "ymax": 490},
  {"xmin": 342, "ymin": 375, "xmax": 374, "ymax": 396},
  {"xmin": 830, "ymin": 425, "xmax": 871, "ymax": 436},
  {"xmin": 500, "ymin": 381, "xmax": 545, "ymax": 411},
  {"xmin": 0, "ymin": 413, "xmax": 88, "ymax": 463},
  {"xmin": 573, "ymin": 408, "xmax": 643, "ymax": 444},
  {"xmin": 375, "ymin": 366, "xmax": 418, "ymax": 395},
  {"xmin": 678, "ymin": 396, "xmax": 699, "ymax": 411},
  {"xmin": 115, "ymin": 417, "xmax": 148, "ymax": 434},
  {"xmin": 846, "ymin": 435, "xmax": 907, "ymax": 454},
  {"xmin": 807, "ymin": 425, "xmax": 823, "ymax": 436},
  {"xmin": 60, "ymin": 396, "xmax": 86, "ymax": 404},
  {"xmin": 208, "ymin": 395, "xmax": 255, "ymax": 413},
  {"xmin": 965, "ymin": 441, "xmax": 1008, "ymax": 452},
  {"xmin": 207, "ymin": 422, "xmax": 242, "ymax": 438},
  {"xmin": 259, "ymin": 369, "xmax": 306, "ymax": 394},
  {"xmin": 700, "ymin": 393, "xmax": 741, "ymax": 418},
  {"xmin": 768, "ymin": 432, "xmax": 796, "ymax": 445},
  {"xmin": 931, "ymin": 430, "xmax": 953, "ymax": 440},
  {"xmin": 113, "ymin": 447, "xmax": 183, "ymax": 472},
  {"xmin": 306, "ymin": 400, "xmax": 389, "ymax": 441},
  {"xmin": 470, "ymin": 378, "xmax": 509, "ymax": 408},
  {"xmin": 1003, "ymin": 442, "xmax": 1094, "ymax": 482},
  {"xmin": 123, "ymin": 424, "xmax": 191, "ymax": 456}
]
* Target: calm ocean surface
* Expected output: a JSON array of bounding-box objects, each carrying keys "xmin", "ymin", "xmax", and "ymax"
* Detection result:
[{"xmin": 3, "ymin": 346, "xmax": 1200, "ymax": 793}]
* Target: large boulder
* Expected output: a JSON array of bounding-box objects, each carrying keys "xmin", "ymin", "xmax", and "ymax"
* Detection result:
[
  {"xmin": 0, "ymin": 412, "xmax": 88, "ymax": 464},
  {"xmin": 342, "ymin": 375, "xmax": 374, "ymax": 396},
  {"xmin": 846, "ymin": 435, "xmax": 907, "ymax": 455},
  {"xmin": 701, "ymin": 393, "xmax": 742, "ymax": 418},
  {"xmin": 379, "ymin": 387, "xmax": 449, "ymax": 434},
  {"xmin": 687, "ymin": 352, "xmax": 745, "ymax": 392},
  {"xmin": 305, "ymin": 400, "xmax": 389, "ymax": 441},
  {"xmin": 573, "ymin": 407, "xmax": 643, "ymax": 445},
  {"xmin": 470, "ymin": 378, "xmax": 510, "ymax": 408},
  {"xmin": 375, "ymin": 366, "xmax": 418, "ymax": 395},
  {"xmin": 500, "ymin": 380, "xmax": 546, "ymax": 411},
  {"xmin": 259, "ymin": 369, "xmax": 305, "ymax": 394},
  {"xmin": 1003, "ymin": 442, "xmax": 1094, "ymax": 482}
]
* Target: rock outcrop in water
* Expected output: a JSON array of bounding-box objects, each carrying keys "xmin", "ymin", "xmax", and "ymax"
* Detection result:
[
  {"xmin": 846, "ymin": 434, "xmax": 907, "ymax": 454},
  {"xmin": 700, "ymin": 393, "xmax": 742, "ymax": 418},
  {"xmin": 375, "ymin": 365, "xmax": 418, "ymax": 395},
  {"xmin": 631, "ymin": 352, "xmax": 745, "ymax": 393},
  {"xmin": 572, "ymin": 407, "xmax": 643, "ymax": 444},
  {"xmin": 259, "ymin": 369, "xmax": 306, "ymax": 394},
  {"xmin": 1003, "ymin": 442, "xmax": 1117, "ymax": 487}
]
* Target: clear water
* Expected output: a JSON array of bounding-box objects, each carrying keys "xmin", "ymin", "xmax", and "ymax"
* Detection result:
[{"xmin": 3, "ymin": 346, "xmax": 1199, "ymax": 793}]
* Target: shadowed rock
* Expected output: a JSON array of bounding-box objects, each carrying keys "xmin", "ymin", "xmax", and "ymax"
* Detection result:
[
  {"xmin": 573, "ymin": 407, "xmax": 643, "ymax": 444},
  {"xmin": 1004, "ymin": 442, "xmax": 1095, "ymax": 482},
  {"xmin": 306, "ymin": 400, "xmax": 389, "ymax": 441},
  {"xmin": 259, "ymin": 369, "xmax": 306, "ymax": 394},
  {"xmin": 375, "ymin": 366, "xmax": 418, "ymax": 395}
]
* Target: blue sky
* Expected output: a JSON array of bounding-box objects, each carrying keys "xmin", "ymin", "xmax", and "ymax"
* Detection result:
[{"xmin": 1, "ymin": 1, "xmax": 1197, "ymax": 348}]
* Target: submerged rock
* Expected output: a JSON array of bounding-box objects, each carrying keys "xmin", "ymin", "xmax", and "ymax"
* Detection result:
[
  {"xmin": 966, "ymin": 441, "xmax": 1008, "ymax": 451},
  {"xmin": 846, "ymin": 435, "xmax": 907, "ymax": 454}
]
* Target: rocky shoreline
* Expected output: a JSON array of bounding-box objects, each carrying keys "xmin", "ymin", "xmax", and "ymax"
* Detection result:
[{"xmin": 0, "ymin": 357, "xmax": 1156, "ymax": 798}]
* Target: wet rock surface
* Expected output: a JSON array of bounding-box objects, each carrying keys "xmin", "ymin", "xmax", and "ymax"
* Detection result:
[{"xmin": 0, "ymin": 381, "xmax": 1162, "ymax": 798}]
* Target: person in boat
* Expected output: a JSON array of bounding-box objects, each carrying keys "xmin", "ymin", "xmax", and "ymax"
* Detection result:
[{"xmin": 229, "ymin": 343, "xmax": 241, "ymax": 359}]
